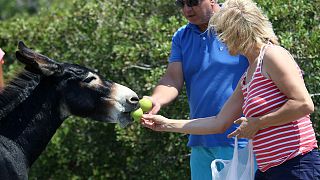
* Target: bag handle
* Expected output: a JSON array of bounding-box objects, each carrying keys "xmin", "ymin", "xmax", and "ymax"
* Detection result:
[{"xmin": 240, "ymin": 139, "xmax": 254, "ymax": 179}]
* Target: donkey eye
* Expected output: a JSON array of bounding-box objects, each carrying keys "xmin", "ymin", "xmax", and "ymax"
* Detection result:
[{"xmin": 83, "ymin": 76, "xmax": 96, "ymax": 83}]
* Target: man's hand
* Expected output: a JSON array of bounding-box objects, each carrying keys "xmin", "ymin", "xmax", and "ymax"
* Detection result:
[{"xmin": 142, "ymin": 96, "xmax": 161, "ymax": 115}]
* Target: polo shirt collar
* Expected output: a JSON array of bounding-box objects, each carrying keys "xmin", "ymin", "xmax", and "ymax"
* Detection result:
[{"xmin": 186, "ymin": 23, "xmax": 215, "ymax": 37}]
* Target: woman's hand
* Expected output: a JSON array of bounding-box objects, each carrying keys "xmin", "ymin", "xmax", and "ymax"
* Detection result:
[
  {"xmin": 227, "ymin": 117, "xmax": 260, "ymax": 139},
  {"xmin": 141, "ymin": 114, "xmax": 171, "ymax": 131}
]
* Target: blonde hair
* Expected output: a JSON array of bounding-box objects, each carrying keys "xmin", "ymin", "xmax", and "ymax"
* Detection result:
[{"xmin": 209, "ymin": 0, "xmax": 278, "ymax": 55}]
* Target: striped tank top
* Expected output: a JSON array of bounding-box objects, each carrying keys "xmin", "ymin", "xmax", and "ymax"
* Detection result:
[{"xmin": 241, "ymin": 43, "xmax": 318, "ymax": 172}]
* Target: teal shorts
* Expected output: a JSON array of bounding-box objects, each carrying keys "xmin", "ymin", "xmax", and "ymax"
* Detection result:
[{"xmin": 190, "ymin": 146, "xmax": 234, "ymax": 180}]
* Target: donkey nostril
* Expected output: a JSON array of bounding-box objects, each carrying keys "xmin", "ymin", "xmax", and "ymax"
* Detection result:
[{"xmin": 127, "ymin": 96, "xmax": 139, "ymax": 105}]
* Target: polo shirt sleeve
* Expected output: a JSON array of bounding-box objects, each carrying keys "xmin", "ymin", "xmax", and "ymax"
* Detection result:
[{"xmin": 168, "ymin": 31, "xmax": 182, "ymax": 63}]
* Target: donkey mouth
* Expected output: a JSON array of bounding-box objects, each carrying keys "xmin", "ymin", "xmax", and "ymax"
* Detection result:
[{"xmin": 118, "ymin": 111, "xmax": 134, "ymax": 128}]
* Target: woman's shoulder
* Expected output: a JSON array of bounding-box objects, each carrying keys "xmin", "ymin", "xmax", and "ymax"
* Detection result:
[
  {"xmin": 264, "ymin": 45, "xmax": 293, "ymax": 65},
  {"xmin": 263, "ymin": 44, "xmax": 299, "ymax": 76}
]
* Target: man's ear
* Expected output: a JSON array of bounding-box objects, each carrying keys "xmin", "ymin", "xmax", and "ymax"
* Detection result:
[{"xmin": 211, "ymin": 0, "xmax": 220, "ymax": 12}]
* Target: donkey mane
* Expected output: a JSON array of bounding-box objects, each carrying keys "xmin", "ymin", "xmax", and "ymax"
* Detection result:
[{"xmin": 0, "ymin": 71, "xmax": 40, "ymax": 120}]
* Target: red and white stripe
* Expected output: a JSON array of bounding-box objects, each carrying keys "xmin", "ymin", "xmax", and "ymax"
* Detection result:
[{"xmin": 241, "ymin": 44, "xmax": 318, "ymax": 172}]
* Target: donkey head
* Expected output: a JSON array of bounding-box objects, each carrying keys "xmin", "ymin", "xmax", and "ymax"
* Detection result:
[{"xmin": 15, "ymin": 41, "xmax": 139, "ymax": 127}]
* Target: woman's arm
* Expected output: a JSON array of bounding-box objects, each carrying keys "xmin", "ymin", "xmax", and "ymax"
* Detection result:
[
  {"xmin": 141, "ymin": 81, "xmax": 244, "ymax": 134},
  {"xmin": 229, "ymin": 46, "xmax": 314, "ymax": 139},
  {"xmin": 0, "ymin": 49, "xmax": 5, "ymax": 90},
  {"xmin": 255, "ymin": 46, "xmax": 314, "ymax": 129},
  {"xmin": 0, "ymin": 63, "xmax": 4, "ymax": 89}
]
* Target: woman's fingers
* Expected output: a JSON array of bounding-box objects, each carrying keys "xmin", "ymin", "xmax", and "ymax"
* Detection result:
[
  {"xmin": 141, "ymin": 114, "xmax": 165, "ymax": 131},
  {"xmin": 228, "ymin": 117, "xmax": 250, "ymax": 138},
  {"xmin": 227, "ymin": 128, "xmax": 240, "ymax": 138}
]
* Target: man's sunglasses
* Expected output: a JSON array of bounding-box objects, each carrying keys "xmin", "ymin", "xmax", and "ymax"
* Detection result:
[{"xmin": 175, "ymin": 0, "xmax": 201, "ymax": 8}]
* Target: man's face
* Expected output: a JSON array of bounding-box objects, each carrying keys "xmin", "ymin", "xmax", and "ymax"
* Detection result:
[{"xmin": 176, "ymin": 0, "xmax": 215, "ymax": 26}]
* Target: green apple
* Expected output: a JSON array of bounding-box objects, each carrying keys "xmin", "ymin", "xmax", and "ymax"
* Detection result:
[
  {"xmin": 139, "ymin": 98, "xmax": 152, "ymax": 112},
  {"xmin": 130, "ymin": 108, "xmax": 143, "ymax": 121}
]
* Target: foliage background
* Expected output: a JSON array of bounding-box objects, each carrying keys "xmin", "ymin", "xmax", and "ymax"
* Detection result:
[{"xmin": 0, "ymin": 0, "xmax": 319, "ymax": 179}]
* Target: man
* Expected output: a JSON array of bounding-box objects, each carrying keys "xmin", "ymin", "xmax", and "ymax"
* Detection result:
[{"xmin": 144, "ymin": 0, "xmax": 248, "ymax": 179}]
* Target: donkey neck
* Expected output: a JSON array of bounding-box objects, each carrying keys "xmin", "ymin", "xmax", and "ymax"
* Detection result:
[{"xmin": 0, "ymin": 77, "xmax": 67, "ymax": 166}]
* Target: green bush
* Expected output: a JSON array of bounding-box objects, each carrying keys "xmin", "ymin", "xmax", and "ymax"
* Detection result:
[{"xmin": 0, "ymin": 0, "xmax": 319, "ymax": 179}]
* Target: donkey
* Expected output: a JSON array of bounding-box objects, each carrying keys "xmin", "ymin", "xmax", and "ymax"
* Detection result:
[{"xmin": 0, "ymin": 41, "xmax": 139, "ymax": 179}]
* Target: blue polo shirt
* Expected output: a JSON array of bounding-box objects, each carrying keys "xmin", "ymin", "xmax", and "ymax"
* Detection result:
[{"xmin": 169, "ymin": 23, "xmax": 248, "ymax": 148}]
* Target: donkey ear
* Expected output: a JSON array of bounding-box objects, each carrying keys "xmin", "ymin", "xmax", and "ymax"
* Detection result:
[{"xmin": 16, "ymin": 41, "xmax": 63, "ymax": 76}]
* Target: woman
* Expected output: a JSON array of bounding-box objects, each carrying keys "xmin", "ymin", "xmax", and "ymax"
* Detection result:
[
  {"xmin": 0, "ymin": 48, "xmax": 4, "ymax": 90},
  {"xmin": 141, "ymin": 0, "xmax": 319, "ymax": 179}
]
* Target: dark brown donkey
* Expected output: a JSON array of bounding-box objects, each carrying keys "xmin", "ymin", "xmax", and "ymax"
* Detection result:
[{"xmin": 0, "ymin": 41, "xmax": 139, "ymax": 179}]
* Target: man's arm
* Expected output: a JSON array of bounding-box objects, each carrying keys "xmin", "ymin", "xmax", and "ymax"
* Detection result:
[{"xmin": 149, "ymin": 62, "xmax": 184, "ymax": 114}]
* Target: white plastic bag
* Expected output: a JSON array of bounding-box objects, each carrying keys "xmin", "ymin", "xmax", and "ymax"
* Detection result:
[{"xmin": 211, "ymin": 138, "xmax": 254, "ymax": 180}]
